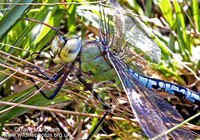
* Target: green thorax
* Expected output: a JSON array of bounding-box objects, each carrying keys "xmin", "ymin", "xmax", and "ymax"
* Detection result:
[{"xmin": 76, "ymin": 40, "xmax": 120, "ymax": 85}]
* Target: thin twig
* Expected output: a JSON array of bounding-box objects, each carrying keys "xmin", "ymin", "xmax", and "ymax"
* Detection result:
[{"xmin": 0, "ymin": 101, "xmax": 137, "ymax": 122}]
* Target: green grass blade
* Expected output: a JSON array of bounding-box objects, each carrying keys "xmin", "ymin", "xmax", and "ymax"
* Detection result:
[
  {"xmin": 0, "ymin": 87, "xmax": 70, "ymax": 123},
  {"xmin": 0, "ymin": 0, "xmax": 34, "ymax": 39},
  {"xmin": 173, "ymin": 1, "xmax": 190, "ymax": 55},
  {"xmin": 67, "ymin": 0, "xmax": 77, "ymax": 34},
  {"xmin": 127, "ymin": 0, "xmax": 144, "ymax": 16},
  {"xmin": 145, "ymin": 0, "xmax": 152, "ymax": 16},
  {"xmin": 158, "ymin": 0, "xmax": 173, "ymax": 28},
  {"xmin": 193, "ymin": 0, "xmax": 200, "ymax": 32}
]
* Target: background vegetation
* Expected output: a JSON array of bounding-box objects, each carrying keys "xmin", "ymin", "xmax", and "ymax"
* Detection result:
[{"xmin": 0, "ymin": 0, "xmax": 200, "ymax": 139}]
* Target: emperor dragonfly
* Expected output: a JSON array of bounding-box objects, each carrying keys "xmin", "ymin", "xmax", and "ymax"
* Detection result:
[{"xmin": 24, "ymin": 0, "xmax": 199, "ymax": 139}]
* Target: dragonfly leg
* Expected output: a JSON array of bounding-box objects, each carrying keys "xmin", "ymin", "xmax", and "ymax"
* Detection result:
[
  {"xmin": 77, "ymin": 76, "xmax": 110, "ymax": 111},
  {"xmin": 31, "ymin": 45, "xmax": 51, "ymax": 57},
  {"xmin": 77, "ymin": 76, "xmax": 110, "ymax": 139},
  {"xmin": 23, "ymin": 64, "xmax": 67, "ymax": 81},
  {"xmin": 28, "ymin": 69, "xmax": 70, "ymax": 99},
  {"xmin": 87, "ymin": 112, "xmax": 108, "ymax": 139},
  {"xmin": 24, "ymin": 64, "xmax": 69, "ymax": 99},
  {"xmin": 45, "ymin": 69, "xmax": 70, "ymax": 99}
]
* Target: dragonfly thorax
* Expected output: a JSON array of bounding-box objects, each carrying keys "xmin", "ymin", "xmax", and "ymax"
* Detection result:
[
  {"xmin": 51, "ymin": 35, "xmax": 82, "ymax": 64},
  {"xmin": 76, "ymin": 40, "xmax": 120, "ymax": 87}
]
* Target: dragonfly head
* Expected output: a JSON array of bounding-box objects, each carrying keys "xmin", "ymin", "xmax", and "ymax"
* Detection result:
[{"xmin": 51, "ymin": 35, "xmax": 82, "ymax": 64}]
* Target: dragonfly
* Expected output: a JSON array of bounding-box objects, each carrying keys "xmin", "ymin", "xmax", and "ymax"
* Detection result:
[{"xmin": 24, "ymin": 0, "xmax": 199, "ymax": 139}]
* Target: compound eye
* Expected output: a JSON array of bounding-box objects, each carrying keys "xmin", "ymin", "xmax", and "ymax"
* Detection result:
[
  {"xmin": 60, "ymin": 36, "xmax": 81, "ymax": 63},
  {"xmin": 51, "ymin": 35, "xmax": 65, "ymax": 54}
]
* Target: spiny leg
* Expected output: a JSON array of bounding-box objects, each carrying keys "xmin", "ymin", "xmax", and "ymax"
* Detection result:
[
  {"xmin": 23, "ymin": 64, "xmax": 68, "ymax": 81},
  {"xmin": 24, "ymin": 64, "xmax": 69, "ymax": 99},
  {"xmin": 31, "ymin": 45, "xmax": 51, "ymax": 57},
  {"xmin": 77, "ymin": 76, "xmax": 110, "ymax": 139},
  {"xmin": 27, "ymin": 76, "xmax": 66, "ymax": 99},
  {"xmin": 46, "ymin": 69, "xmax": 71, "ymax": 99}
]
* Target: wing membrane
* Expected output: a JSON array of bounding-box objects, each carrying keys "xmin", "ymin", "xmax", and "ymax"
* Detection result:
[
  {"xmin": 99, "ymin": 0, "xmax": 194, "ymax": 139},
  {"xmin": 107, "ymin": 51, "xmax": 194, "ymax": 139},
  {"xmin": 100, "ymin": 0, "xmax": 161, "ymax": 76}
]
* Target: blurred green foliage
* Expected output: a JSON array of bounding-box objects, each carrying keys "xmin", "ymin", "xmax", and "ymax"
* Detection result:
[{"xmin": 0, "ymin": 0, "xmax": 200, "ymax": 139}]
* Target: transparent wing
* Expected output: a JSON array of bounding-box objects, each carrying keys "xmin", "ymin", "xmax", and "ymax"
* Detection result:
[
  {"xmin": 99, "ymin": 0, "xmax": 161, "ymax": 75},
  {"xmin": 99, "ymin": 0, "xmax": 126, "ymax": 53},
  {"xmin": 99, "ymin": 0, "xmax": 194, "ymax": 139},
  {"xmin": 107, "ymin": 51, "xmax": 194, "ymax": 139}
]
